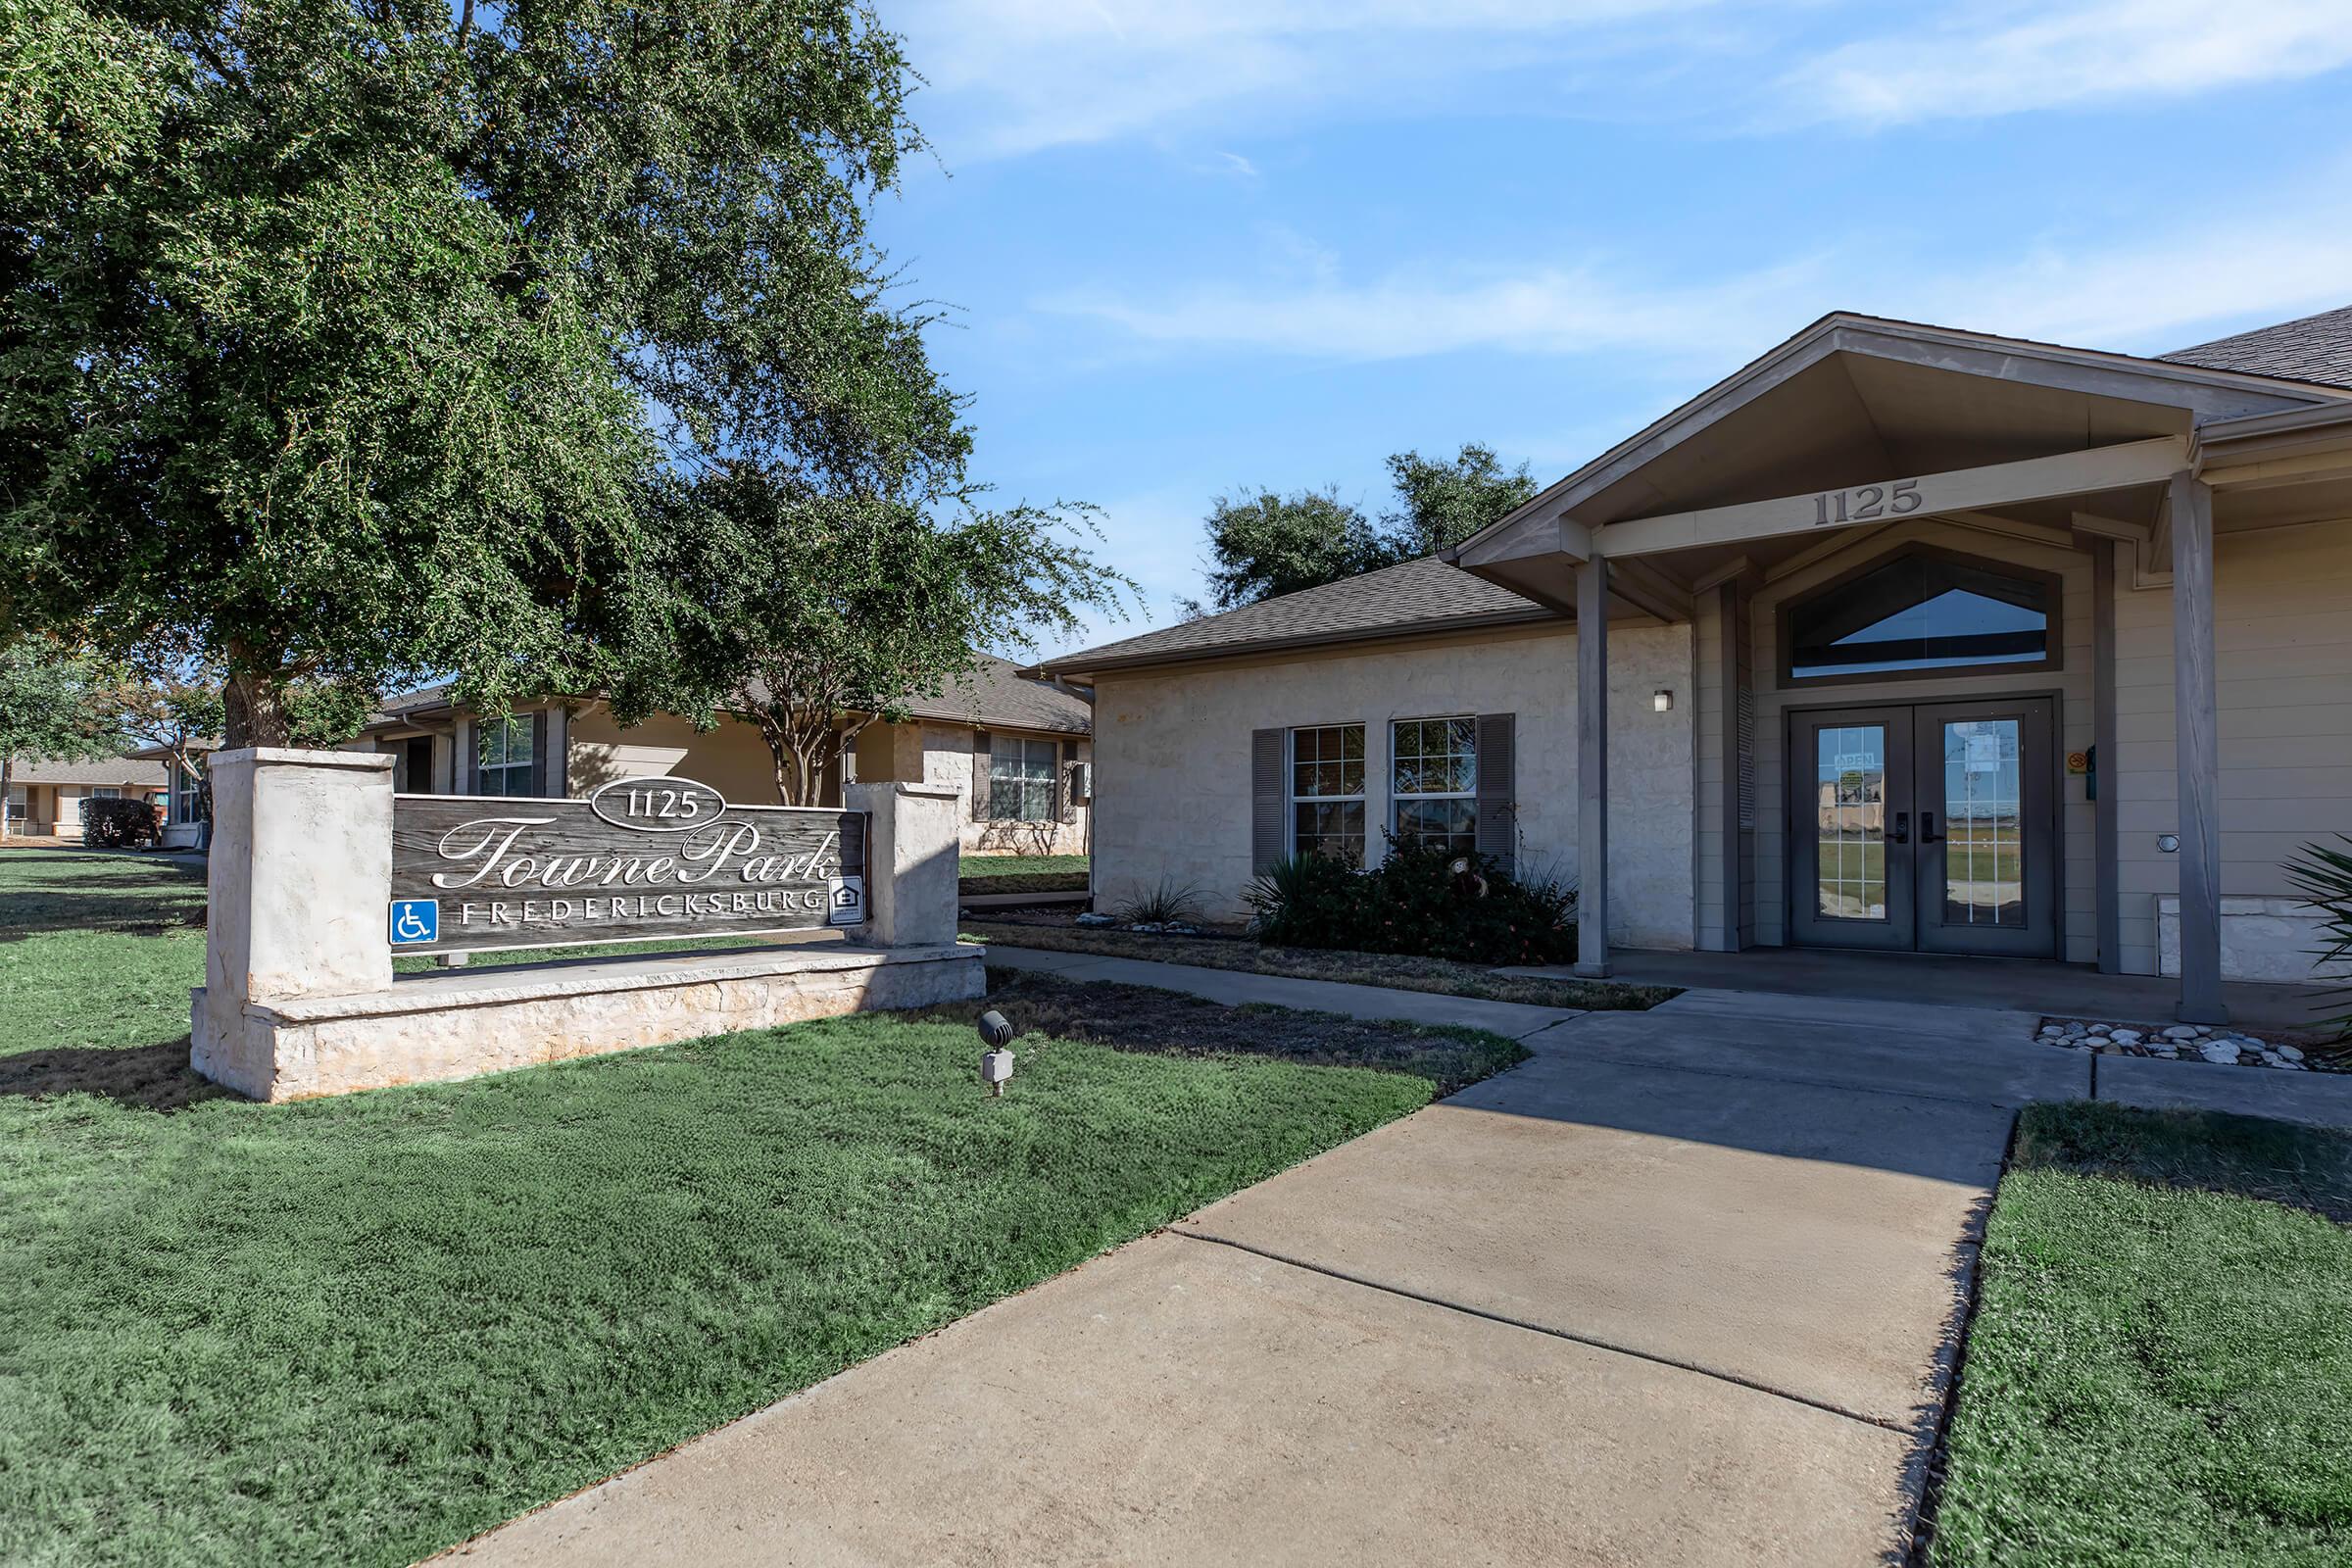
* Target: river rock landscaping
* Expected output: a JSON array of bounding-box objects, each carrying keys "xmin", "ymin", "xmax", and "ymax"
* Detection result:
[{"xmin": 2035, "ymin": 1016, "xmax": 2338, "ymax": 1071}]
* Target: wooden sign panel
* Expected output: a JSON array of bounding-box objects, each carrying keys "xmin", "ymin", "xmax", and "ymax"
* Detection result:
[{"xmin": 388, "ymin": 776, "xmax": 866, "ymax": 956}]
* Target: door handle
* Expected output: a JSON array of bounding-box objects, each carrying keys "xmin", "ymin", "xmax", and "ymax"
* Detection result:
[
  {"xmin": 1887, "ymin": 811, "xmax": 1910, "ymax": 845},
  {"xmin": 1920, "ymin": 810, "xmax": 1941, "ymax": 845}
]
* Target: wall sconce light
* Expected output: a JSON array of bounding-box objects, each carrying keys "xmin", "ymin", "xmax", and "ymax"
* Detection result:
[{"xmin": 1652, "ymin": 690, "xmax": 1674, "ymax": 713}]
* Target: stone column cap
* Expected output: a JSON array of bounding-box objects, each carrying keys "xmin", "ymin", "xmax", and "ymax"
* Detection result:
[{"xmin": 209, "ymin": 746, "xmax": 397, "ymax": 771}]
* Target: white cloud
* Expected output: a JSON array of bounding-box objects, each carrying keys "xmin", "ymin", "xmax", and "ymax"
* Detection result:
[
  {"xmin": 1777, "ymin": 0, "xmax": 2352, "ymax": 127},
  {"xmin": 893, "ymin": 0, "xmax": 1726, "ymax": 158},
  {"xmin": 1047, "ymin": 257, "xmax": 1831, "ymax": 364},
  {"xmin": 1041, "ymin": 159, "xmax": 2352, "ymax": 368},
  {"xmin": 896, "ymin": 1, "xmax": 2352, "ymax": 157}
]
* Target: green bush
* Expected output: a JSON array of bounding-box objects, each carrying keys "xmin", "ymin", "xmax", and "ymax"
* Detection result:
[
  {"xmin": 2286, "ymin": 835, "xmax": 2352, "ymax": 1039},
  {"xmin": 79, "ymin": 796, "xmax": 161, "ymax": 849},
  {"xmin": 1245, "ymin": 838, "xmax": 1576, "ymax": 966}
]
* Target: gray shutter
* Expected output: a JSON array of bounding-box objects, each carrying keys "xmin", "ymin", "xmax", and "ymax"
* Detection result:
[
  {"xmin": 530, "ymin": 710, "xmax": 550, "ymax": 797},
  {"xmin": 1057, "ymin": 739, "xmax": 1077, "ymax": 823},
  {"xmin": 970, "ymin": 731, "xmax": 992, "ymax": 820},
  {"xmin": 1475, "ymin": 712, "xmax": 1515, "ymax": 875},
  {"xmin": 1251, "ymin": 728, "xmax": 1286, "ymax": 871}
]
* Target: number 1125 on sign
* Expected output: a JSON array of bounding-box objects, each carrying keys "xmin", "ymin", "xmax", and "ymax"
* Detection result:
[{"xmin": 1814, "ymin": 477, "xmax": 1922, "ymax": 525}]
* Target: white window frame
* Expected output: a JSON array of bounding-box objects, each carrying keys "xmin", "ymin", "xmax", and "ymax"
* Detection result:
[
  {"xmin": 1389, "ymin": 715, "xmax": 1479, "ymax": 857},
  {"xmin": 476, "ymin": 713, "xmax": 538, "ymax": 797},
  {"xmin": 987, "ymin": 736, "xmax": 1059, "ymax": 823},
  {"xmin": 169, "ymin": 765, "xmax": 202, "ymax": 824},
  {"xmin": 92, "ymin": 786, "xmax": 122, "ymax": 800},
  {"xmin": 1288, "ymin": 722, "xmax": 1366, "ymax": 862}
]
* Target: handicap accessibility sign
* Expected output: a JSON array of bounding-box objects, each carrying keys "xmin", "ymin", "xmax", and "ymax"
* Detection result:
[{"xmin": 389, "ymin": 900, "xmax": 440, "ymax": 946}]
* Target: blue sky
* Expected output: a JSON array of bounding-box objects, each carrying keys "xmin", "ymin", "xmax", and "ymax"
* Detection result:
[{"xmin": 865, "ymin": 0, "xmax": 2352, "ymax": 658}]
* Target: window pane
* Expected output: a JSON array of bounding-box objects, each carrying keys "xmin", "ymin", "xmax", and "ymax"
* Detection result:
[
  {"xmin": 1789, "ymin": 556, "xmax": 2049, "ymax": 680},
  {"xmin": 1294, "ymin": 801, "xmax": 1364, "ymax": 863},
  {"xmin": 1391, "ymin": 717, "xmax": 1475, "ymax": 798},
  {"xmin": 1943, "ymin": 718, "xmax": 2025, "ymax": 927},
  {"xmin": 1292, "ymin": 726, "xmax": 1364, "ymax": 799},
  {"xmin": 1394, "ymin": 797, "xmax": 1478, "ymax": 857},
  {"xmin": 1814, "ymin": 724, "xmax": 1887, "ymax": 920}
]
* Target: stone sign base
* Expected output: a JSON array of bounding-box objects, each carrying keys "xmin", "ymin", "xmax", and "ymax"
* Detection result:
[{"xmin": 192, "ymin": 941, "xmax": 984, "ymax": 1102}]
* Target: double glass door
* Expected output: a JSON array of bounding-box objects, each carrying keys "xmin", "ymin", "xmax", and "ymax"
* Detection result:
[{"xmin": 1789, "ymin": 698, "xmax": 2057, "ymax": 957}]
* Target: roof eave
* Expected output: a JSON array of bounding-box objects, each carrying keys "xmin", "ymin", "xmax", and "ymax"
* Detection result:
[{"xmin": 1035, "ymin": 605, "xmax": 1562, "ymax": 680}]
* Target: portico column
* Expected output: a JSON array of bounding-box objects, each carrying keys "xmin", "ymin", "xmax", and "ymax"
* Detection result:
[
  {"xmin": 2169, "ymin": 471, "xmax": 2227, "ymax": 1024},
  {"xmin": 1575, "ymin": 558, "xmax": 1610, "ymax": 979}
]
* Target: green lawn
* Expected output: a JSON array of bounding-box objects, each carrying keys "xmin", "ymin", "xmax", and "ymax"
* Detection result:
[
  {"xmin": 1932, "ymin": 1102, "xmax": 2352, "ymax": 1567},
  {"xmin": 0, "ymin": 850, "xmax": 1497, "ymax": 1566},
  {"xmin": 959, "ymin": 852, "xmax": 1088, "ymax": 877}
]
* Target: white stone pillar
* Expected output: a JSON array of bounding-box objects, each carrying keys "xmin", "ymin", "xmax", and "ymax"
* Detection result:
[
  {"xmin": 193, "ymin": 748, "xmax": 396, "ymax": 1096},
  {"xmin": 848, "ymin": 781, "xmax": 962, "ymax": 948},
  {"xmin": 2169, "ymin": 471, "xmax": 2227, "ymax": 1024},
  {"xmin": 1575, "ymin": 559, "xmax": 1611, "ymax": 979}
]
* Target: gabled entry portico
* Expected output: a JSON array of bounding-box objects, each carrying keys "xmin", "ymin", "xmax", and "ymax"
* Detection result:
[{"xmin": 1453, "ymin": 313, "xmax": 2352, "ymax": 1021}]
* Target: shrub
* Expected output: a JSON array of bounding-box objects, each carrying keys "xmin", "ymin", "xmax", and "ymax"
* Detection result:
[
  {"xmin": 1246, "ymin": 837, "xmax": 1577, "ymax": 966},
  {"xmin": 1112, "ymin": 876, "xmax": 1208, "ymax": 926},
  {"xmin": 80, "ymin": 796, "xmax": 161, "ymax": 849},
  {"xmin": 2286, "ymin": 836, "xmax": 2352, "ymax": 1039}
]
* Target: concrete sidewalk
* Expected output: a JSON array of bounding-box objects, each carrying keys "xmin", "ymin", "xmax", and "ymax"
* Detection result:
[
  {"xmin": 448, "ymin": 980, "xmax": 2071, "ymax": 1567},
  {"xmin": 982, "ymin": 943, "xmax": 1587, "ymax": 1042}
]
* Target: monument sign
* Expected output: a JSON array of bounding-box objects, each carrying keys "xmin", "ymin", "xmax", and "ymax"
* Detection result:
[{"xmin": 388, "ymin": 777, "xmax": 866, "ymax": 955}]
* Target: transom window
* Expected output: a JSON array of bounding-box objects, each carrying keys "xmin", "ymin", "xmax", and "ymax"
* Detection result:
[
  {"xmin": 1392, "ymin": 717, "xmax": 1478, "ymax": 858},
  {"xmin": 988, "ymin": 737, "xmax": 1060, "ymax": 822},
  {"xmin": 1290, "ymin": 724, "xmax": 1365, "ymax": 863},
  {"xmin": 1788, "ymin": 550, "xmax": 2055, "ymax": 684},
  {"xmin": 476, "ymin": 714, "xmax": 539, "ymax": 797}
]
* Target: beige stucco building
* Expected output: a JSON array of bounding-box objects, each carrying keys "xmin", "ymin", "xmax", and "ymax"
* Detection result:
[
  {"xmin": 152, "ymin": 657, "xmax": 1096, "ymax": 856},
  {"xmin": 1043, "ymin": 306, "xmax": 2352, "ymax": 1019},
  {"xmin": 2, "ymin": 756, "xmax": 170, "ymax": 839}
]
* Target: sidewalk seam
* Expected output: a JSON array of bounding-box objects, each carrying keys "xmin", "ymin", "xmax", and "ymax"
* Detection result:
[{"xmin": 1173, "ymin": 1227, "xmax": 1912, "ymax": 1437}]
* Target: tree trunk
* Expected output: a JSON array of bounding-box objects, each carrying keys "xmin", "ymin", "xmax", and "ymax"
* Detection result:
[
  {"xmin": 1, "ymin": 756, "xmax": 12, "ymax": 839},
  {"xmin": 221, "ymin": 664, "xmax": 292, "ymax": 749}
]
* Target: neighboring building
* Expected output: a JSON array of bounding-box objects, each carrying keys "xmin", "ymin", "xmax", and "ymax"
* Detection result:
[
  {"xmin": 145, "ymin": 656, "xmax": 1094, "ymax": 856},
  {"xmin": 2, "ymin": 757, "xmax": 169, "ymax": 839},
  {"xmin": 1039, "ymin": 306, "xmax": 2352, "ymax": 1011}
]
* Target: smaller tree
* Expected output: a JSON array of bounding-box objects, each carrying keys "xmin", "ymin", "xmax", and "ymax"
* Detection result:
[
  {"xmin": 1202, "ymin": 487, "xmax": 1385, "ymax": 611},
  {"xmin": 106, "ymin": 664, "xmax": 227, "ymax": 834},
  {"xmin": 1381, "ymin": 443, "xmax": 1540, "ymax": 559},
  {"xmin": 629, "ymin": 478, "xmax": 1133, "ymax": 806},
  {"xmin": 1201, "ymin": 443, "xmax": 1540, "ymax": 609},
  {"xmin": 0, "ymin": 637, "xmax": 122, "ymax": 838}
]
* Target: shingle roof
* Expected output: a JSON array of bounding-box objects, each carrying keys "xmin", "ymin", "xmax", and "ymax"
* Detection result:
[
  {"xmin": 1040, "ymin": 555, "xmax": 1552, "ymax": 675},
  {"xmin": 2161, "ymin": 304, "xmax": 2352, "ymax": 389},
  {"xmin": 366, "ymin": 657, "xmax": 1093, "ymax": 737},
  {"xmin": 886, "ymin": 655, "xmax": 1093, "ymax": 735},
  {"xmin": 5, "ymin": 755, "xmax": 169, "ymax": 788}
]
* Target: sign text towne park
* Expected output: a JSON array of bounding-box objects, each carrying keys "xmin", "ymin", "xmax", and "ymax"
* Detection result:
[{"xmin": 388, "ymin": 777, "xmax": 866, "ymax": 956}]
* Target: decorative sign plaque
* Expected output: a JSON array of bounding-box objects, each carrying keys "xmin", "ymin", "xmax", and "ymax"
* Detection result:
[{"xmin": 388, "ymin": 776, "xmax": 866, "ymax": 956}]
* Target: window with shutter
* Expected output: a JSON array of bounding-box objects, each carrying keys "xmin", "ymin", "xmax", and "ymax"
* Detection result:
[{"xmin": 1390, "ymin": 716, "xmax": 1478, "ymax": 858}]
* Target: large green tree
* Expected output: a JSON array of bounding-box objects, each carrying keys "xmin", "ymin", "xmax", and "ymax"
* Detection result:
[
  {"xmin": 1201, "ymin": 443, "xmax": 1539, "ymax": 610},
  {"xmin": 0, "ymin": 635, "xmax": 121, "ymax": 837},
  {"xmin": 3, "ymin": 0, "xmax": 995, "ymax": 750}
]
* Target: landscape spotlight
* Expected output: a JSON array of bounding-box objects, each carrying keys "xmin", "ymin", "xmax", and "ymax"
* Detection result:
[{"xmin": 978, "ymin": 1009, "xmax": 1017, "ymax": 1098}]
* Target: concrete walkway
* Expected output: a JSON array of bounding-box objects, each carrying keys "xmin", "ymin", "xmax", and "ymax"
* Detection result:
[
  {"xmin": 984, "ymin": 943, "xmax": 1586, "ymax": 1041},
  {"xmin": 448, "ymin": 980, "xmax": 2087, "ymax": 1567}
]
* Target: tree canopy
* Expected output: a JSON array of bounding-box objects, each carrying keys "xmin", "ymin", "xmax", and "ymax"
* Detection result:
[
  {"xmin": 4, "ymin": 0, "xmax": 1110, "ymax": 759},
  {"xmin": 1202, "ymin": 444, "xmax": 1539, "ymax": 610},
  {"xmin": 0, "ymin": 635, "xmax": 122, "ymax": 835}
]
